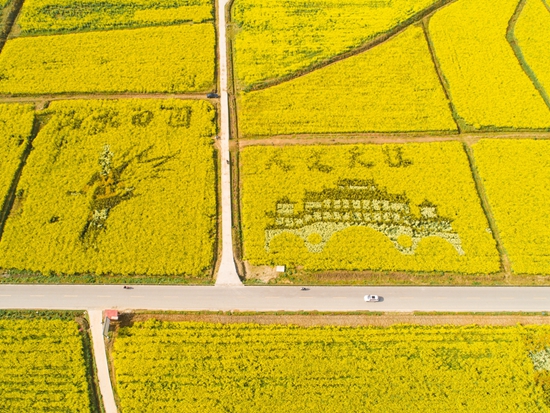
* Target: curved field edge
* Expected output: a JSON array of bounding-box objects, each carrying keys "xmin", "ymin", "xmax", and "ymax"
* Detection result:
[
  {"xmin": 427, "ymin": 0, "xmax": 550, "ymax": 130},
  {"xmin": 511, "ymin": 0, "xmax": 550, "ymax": 108},
  {"xmin": 230, "ymin": 0, "xmax": 454, "ymax": 91},
  {"xmin": 237, "ymin": 25, "xmax": 457, "ymax": 137}
]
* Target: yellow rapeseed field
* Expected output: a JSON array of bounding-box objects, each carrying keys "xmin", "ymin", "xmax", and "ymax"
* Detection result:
[
  {"xmin": 428, "ymin": 0, "xmax": 550, "ymax": 130},
  {"xmin": 240, "ymin": 142, "xmax": 499, "ymax": 274},
  {"xmin": 514, "ymin": 0, "xmax": 550, "ymax": 105},
  {"xmin": 16, "ymin": 0, "xmax": 213, "ymax": 35},
  {"xmin": 0, "ymin": 99, "xmax": 217, "ymax": 277},
  {"xmin": 113, "ymin": 321, "xmax": 550, "ymax": 413},
  {"xmin": 231, "ymin": 0, "xmax": 439, "ymax": 88},
  {"xmin": 238, "ymin": 26, "xmax": 457, "ymax": 137},
  {"xmin": 0, "ymin": 318, "xmax": 91, "ymax": 412},
  {"xmin": 473, "ymin": 139, "xmax": 550, "ymax": 275},
  {"xmin": 0, "ymin": 24, "xmax": 215, "ymax": 94},
  {"xmin": 0, "ymin": 104, "xmax": 35, "ymax": 212}
]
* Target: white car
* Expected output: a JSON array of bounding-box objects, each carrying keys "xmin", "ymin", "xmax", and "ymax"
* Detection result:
[{"xmin": 364, "ymin": 295, "xmax": 380, "ymax": 302}]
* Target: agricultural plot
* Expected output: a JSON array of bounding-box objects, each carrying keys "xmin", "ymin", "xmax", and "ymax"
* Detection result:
[
  {"xmin": 113, "ymin": 321, "xmax": 550, "ymax": 413},
  {"xmin": 15, "ymin": 0, "xmax": 213, "ymax": 35},
  {"xmin": 231, "ymin": 0, "xmax": 441, "ymax": 88},
  {"xmin": 0, "ymin": 103, "xmax": 34, "ymax": 213},
  {"xmin": 240, "ymin": 142, "xmax": 499, "ymax": 274},
  {"xmin": 238, "ymin": 26, "xmax": 457, "ymax": 137},
  {"xmin": 514, "ymin": 0, "xmax": 550, "ymax": 106},
  {"xmin": 0, "ymin": 24, "xmax": 215, "ymax": 94},
  {"xmin": 473, "ymin": 139, "xmax": 550, "ymax": 275},
  {"xmin": 0, "ymin": 317, "xmax": 93, "ymax": 412},
  {"xmin": 428, "ymin": 0, "xmax": 550, "ymax": 130},
  {"xmin": 0, "ymin": 99, "xmax": 217, "ymax": 277}
]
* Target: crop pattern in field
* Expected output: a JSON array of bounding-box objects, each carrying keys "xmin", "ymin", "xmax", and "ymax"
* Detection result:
[
  {"xmin": 0, "ymin": 103, "xmax": 35, "ymax": 214},
  {"xmin": 112, "ymin": 321, "xmax": 550, "ymax": 413},
  {"xmin": 240, "ymin": 142, "xmax": 499, "ymax": 274},
  {"xmin": 473, "ymin": 139, "xmax": 550, "ymax": 275},
  {"xmin": 238, "ymin": 26, "xmax": 457, "ymax": 136},
  {"xmin": 0, "ymin": 99, "xmax": 217, "ymax": 277},
  {"xmin": 0, "ymin": 318, "xmax": 92, "ymax": 412}
]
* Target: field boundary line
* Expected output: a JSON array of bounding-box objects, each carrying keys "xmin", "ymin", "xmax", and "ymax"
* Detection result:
[
  {"xmin": 0, "ymin": 93, "xmax": 212, "ymax": 103},
  {"xmin": 462, "ymin": 141, "xmax": 512, "ymax": 276},
  {"xmin": 242, "ymin": 0, "xmax": 457, "ymax": 93},
  {"xmin": 0, "ymin": 0, "xmax": 25, "ymax": 53},
  {"xmin": 421, "ymin": 18, "xmax": 463, "ymax": 133},
  {"xmin": 507, "ymin": 0, "xmax": 550, "ymax": 111},
  {"xmin": 0, "ymin": 115, "xmax": 40, "ymax": 241}
]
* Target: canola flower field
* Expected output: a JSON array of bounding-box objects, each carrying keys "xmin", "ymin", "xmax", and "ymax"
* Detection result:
[
  {"xmin": 233, "ymin": 0, "xmax": 550, "ymax": 136},
  {"xmin": 231, "ymin": 0, "xmax": 440, "ymax": 88},
  {"xmin": 238, "ymin": 26, "xmax": 457, "ymax": 136},
  {"xmin": 0, "ymin": 317, "xmax": 93, "ymax": 412},
  {"xmin": 0, "ymin": 99, "xmax": 217, "ymax": 277},
  {"xmin": 0, "ymin": 24, "xmax": 215, "ymax": 94},
  {"xmin": 112, "ymin": 321, "xmax": 550, "ymax": 413},
  {"xmin": 15, "ymin": 0, "xmax": 213, "ymax": 35},
  {"xmin": 240, "ymin": 142, "xmax": 500, "ymax": 274},
  {"xmin": 473, "ymin": 139, "xmax": 550, "ymax": 275},
  {"xmin": 0, "ymin": 104, "xmax": 34, "ymax": 213},
  {"xmin": 514, "ymin": 0, "xmax": 550, "ymax": 107}
]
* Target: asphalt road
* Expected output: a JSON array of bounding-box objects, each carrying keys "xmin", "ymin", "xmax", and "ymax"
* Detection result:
[{"xmin": 1, "ymin": 285, "xmax": 550, "ymax": 312}]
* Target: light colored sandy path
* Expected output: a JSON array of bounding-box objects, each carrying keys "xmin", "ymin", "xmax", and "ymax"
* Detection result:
[
  {"xmin": 215, "ymin": 0, "xmax": 242, "ymax": 286},
  {"xmin": 88, "ymin": 310, "xmax": 118, "ymax": 413}
]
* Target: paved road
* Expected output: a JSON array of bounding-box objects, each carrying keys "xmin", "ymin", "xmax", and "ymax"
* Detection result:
[{"xmin": 1, "ymin": 285, "xmax": 550, "ymax": 312}]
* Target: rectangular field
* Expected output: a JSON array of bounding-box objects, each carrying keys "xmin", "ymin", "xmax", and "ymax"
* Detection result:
[
  {"xmin": 0, "ymin": 24, "xmax": 215, "ymax": 94},
  {"xmin": 240, "ymin": 142, "xmax": 499, "ymax": 274},
  {"xmin": 15, "ymin": 0, "xmax": 213, "ymax": 35},
  {"xmin": 112, "ymin": 321, "xmax": 550, "ymax": 412},
  {"xmin": 0, "ymin": 313, "xmax": 95, "ymax": 412},
  {"xmin": 473, "ymin": 139, "xmax": 550, "ymax": 275},
  {"xmin": 0, "ymin": 103, "xmax": 34, "ymax": 212},
  {"xmin": 0, "ymin": 99, "xmax": 217, "ymax": 277}
]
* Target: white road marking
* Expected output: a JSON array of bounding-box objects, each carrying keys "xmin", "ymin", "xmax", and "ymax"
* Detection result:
[
  {"xmin": 163, "ymin": 296, "xmax": 178, "ymax": 298},
  {"xmin": 466, "ymin": 297, "xmax": 481, "ymax": 300},
  {"xmin": 0, "ymin": 294, "xmax": 11, "ymax": 297},
  {"xmin": 534, "ymin": 297, "xmax": 548, "ymax": 300},
  {"xmin": 64, "ymin": 295, "xmax": 78, "ymax": 297}
]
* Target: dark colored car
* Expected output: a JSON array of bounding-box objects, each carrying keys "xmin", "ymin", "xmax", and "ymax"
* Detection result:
[{"xmin": 207, "ymin": 92, "xmax": 220, "ymax": 98}]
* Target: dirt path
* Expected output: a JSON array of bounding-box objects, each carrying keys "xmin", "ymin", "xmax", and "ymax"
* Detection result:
[
  {"xmin": 238, "ymin": 131, "xmax": 550, "ymax": 148},
  {"xmin": 127, "ymin": 312, "xmax": 550, "ymax": 327}
]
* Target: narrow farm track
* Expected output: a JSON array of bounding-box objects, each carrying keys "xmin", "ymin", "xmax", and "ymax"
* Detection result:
[
  {"xmin": 0, "ymin": 93, "xmax": 214, "ymax": 105},
  {"xmin": 238, "ymin": 132, "xmax": 550, "ymax": 148},
  {"xmin": 246, "ymin": 0, "xmax": 457, "ymax": 92}
]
